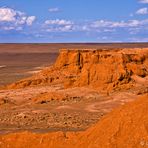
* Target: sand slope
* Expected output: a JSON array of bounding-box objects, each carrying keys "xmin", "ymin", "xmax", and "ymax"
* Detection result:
[{"xmin": 0, "ymin": 95, "xmax": 147, "ymax": 148}]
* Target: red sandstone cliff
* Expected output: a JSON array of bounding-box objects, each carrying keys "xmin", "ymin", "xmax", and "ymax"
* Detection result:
[{"xmin": 7, "ymin": 48, "xmax": 148, "ymax": 92}]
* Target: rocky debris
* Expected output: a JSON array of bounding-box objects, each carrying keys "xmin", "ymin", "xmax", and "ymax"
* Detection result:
[
  {"xmin": 0, "ymin": 97, "xmax": 14, "ymax": 105},
  {"xmin": 0, "ymin": 95, "xmax": 147, "ymax": 148},
  {"xmin": 0, "ymin": 110, "xmax": 101, "ymax": 131},
  {"xmin": 0, "ymin": 84, "xmax": 143, "ymax": 134},
  {"xmin": 32, "ymin": 91, "xmax": 82, "ymax": 104},
  {"xmin": 137, "ymin": 87, "xmax": 148, "ymax": 95}
]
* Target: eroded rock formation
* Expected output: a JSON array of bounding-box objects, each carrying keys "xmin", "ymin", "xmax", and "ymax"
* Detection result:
[{"xmin": 7, "ymin": 48, "xmax": 148, "ymax": 93}]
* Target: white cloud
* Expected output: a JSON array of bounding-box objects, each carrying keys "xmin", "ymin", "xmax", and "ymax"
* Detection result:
[
  {"xmin": 127, "ymin": 20, "xmax": 140, "ymax": 27},
  {"xmin": 139, "ymin": 0, "xmax": 148, "ymax": 3},
  {"xmin": 43, "ymin": 18, "xmax": 148, "ymax": 33},
  {"xmin": 91, "ymin": 20, "xmax": 130, "ymax": 28},
  {"xmin": 45, "ymin": 19, "xmax": 73, "ymax": 25},
  {"xmin": 136, "ymin": 7, "xmax": 148, "ymax": 14},
  {"xmin": 48, "ymin": 8, "xmax": 60, "ymax": 12},
  {"xmin": 103, "ymin": 29, "xmax": 116, "ymax": 32},
  {"xmin": 92, "ymin": 19, "xmax": 148, "ymax": 28},
  {"xmin": 0, "ymin": 7, "xmax": 36, "ymax": 31},
  {"xmin": 59, "ymin": 25, "xmax": 73, "ymax": 31},
  {"xmin": 44, "ymin": 19, "xmax": 74, "ymax": 32},
  {"xmin": 92, "ymin": 20, "xmax": 125, "ymax": 28},
  {"xmin": 26, "ymin": 16, "xmax": 36, "ymax": 26},
  {"xmin": 46, "ymin": 25, "xmax": 73, "ymax": 32},
  {"xmin": 0, "ymin": 8, "xmax": 16, "ymax": 22},
  {"xmin": 2, "ymin": 26, "xmax": 15, "ymax": 30}
]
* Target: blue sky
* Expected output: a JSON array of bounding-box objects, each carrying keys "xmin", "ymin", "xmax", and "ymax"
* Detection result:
[{"xmin": 0, "ymin": 0, "xmax": 148, "ymax": 43}]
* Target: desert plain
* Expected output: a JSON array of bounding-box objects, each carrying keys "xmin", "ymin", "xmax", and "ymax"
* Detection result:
[{"xmin": 0, "ymin": 43, "xmax": 148, "ymax": 148}]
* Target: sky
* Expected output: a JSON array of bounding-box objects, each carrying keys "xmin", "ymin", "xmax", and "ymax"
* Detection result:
[{"xmin": 0, "ymin": 0, "xmax": 148, "ymax": 43}]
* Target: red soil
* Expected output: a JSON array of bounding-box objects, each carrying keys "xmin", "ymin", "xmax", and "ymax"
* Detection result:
[{"xmin": 0, "ymin": 94, "xmax": 147, "ymax": 148}]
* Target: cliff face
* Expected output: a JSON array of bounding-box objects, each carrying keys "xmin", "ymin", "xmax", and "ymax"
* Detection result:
[{"xmin": 8, "ymin": 48, "xmax": 148, "ymax": 92}]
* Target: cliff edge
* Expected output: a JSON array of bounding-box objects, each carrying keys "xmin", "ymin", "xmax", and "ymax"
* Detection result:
[{"xmin": 7, "ymin": 48, "xmax": 148, "ymax": 92}]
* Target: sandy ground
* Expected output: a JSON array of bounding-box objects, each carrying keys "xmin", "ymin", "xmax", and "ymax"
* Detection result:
[
  {"xmin": 0, "ymin": 43, "xmax": 147, "ymax": 135},
  {"xmin": 0, "ymin": 84, "xmax": 144, "ymax": 134},
  {"xmin": 0, "ymin": 53, "xmax": 58, "ymax": 86}
]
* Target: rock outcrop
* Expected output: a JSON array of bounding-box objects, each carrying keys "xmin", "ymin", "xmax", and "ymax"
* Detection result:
[{"xmin": 7, "ymin": 48, "xmax": 148, "ymax": 92}]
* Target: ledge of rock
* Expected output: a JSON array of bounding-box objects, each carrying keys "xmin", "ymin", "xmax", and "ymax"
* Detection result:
[{"xmin": 7, "ymin": 48, "xmax": 148, "ymax": 92}]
